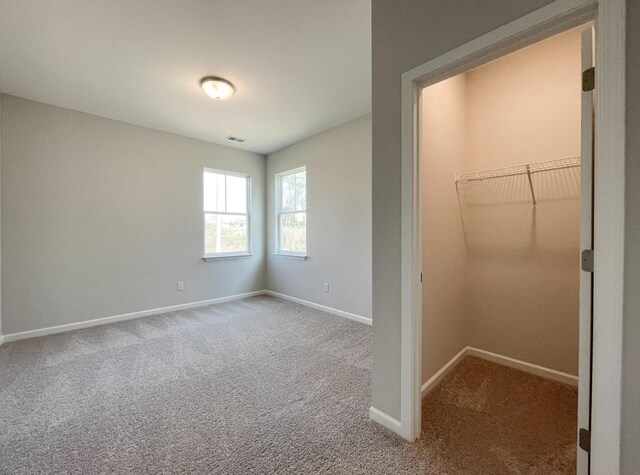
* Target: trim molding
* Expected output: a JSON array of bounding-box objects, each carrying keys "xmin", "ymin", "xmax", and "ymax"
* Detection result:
[
  {"xmin": 590, "ymin": 0, "xmax": 626, "ymax": 473},
  {"xmin": 202, "ymin": 253, "xmax": 252, "ymax": 262},
  {"xmin": 466, "ymin": 347, "xmax": 579, "ymax": 387},
  {"xmin": 421, "ymin": 347, "xmax": 579, "ymax": 399},
  {"xmin": 369, "ymin": 406, "xmax": 402, "ymax": 433},
  {"xmin": 421, "ymin": 347, "xmax": 468, "ymax": 397},
  {"xmin": 0, "ymin": 290, "xmax": 266, "ymax": 343},
  {"xmin": 264, "ymin": 290, "xmax": 372, "ymax": 326},
  {"xmin": 0, "ymin": 289, "xmax": 372, "ymax": 344},
  {"xmin": 272, "ymin": 253, "xmax": 308, "ymax": 261}
]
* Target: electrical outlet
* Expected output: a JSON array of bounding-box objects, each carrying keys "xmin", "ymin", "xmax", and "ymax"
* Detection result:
[
  {"xmin": 323, "ymin": 283, "xmax": 329, "ymax": 292},
  {"xmin": 177, "ymin": 281, "xmax": 184, "ymax": 291}
]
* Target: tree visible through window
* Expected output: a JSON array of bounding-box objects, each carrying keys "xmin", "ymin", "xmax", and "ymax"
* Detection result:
[
  {"xmin": 203, "ymin": 169, "xmax": 250, "ymax": 256},
  {"xmin": 277, "ymin": 167, "xmax": 306, "ymax": 254}
]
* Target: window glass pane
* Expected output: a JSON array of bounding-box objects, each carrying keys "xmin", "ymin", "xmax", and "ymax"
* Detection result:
[
  {"xmin": 204, "ymin": 172, "xmax": 225, "ymax": 212},
  {"xmin": 280, "ymin": 173, "xmax": 297, "ymax": 212},
  {"xmin": 279, "ymin": 212, "xmax": 306, "ymax": 253},
  {"xmin": 205, "ymin": 213, "xmax": 217, "ymax": 254},
  {"xmin": 295, "ymin": 171, "xmax": 306, "ymax": 211},
  {"xmin": 205, "ymin": 214, "xmax": 248, "ymax": 254},
  {"xmin": 226, "ymin": 175, "xmax": 247, "ymax": 213}
]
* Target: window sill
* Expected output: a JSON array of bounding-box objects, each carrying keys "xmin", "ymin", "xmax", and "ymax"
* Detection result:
[
  {"xmin": 272, "ymin": 253, "xmax": 308, "ymax": 261},
  {"xmin": 203, "ymin": 253, "xmax": 252, "ymax": 262}
]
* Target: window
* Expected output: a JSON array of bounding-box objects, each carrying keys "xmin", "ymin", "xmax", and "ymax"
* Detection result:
[
  {"xmin": 276, "ymin": 167, "xmax": 307, "ymax": 256},
  {"xmin": 203, "ymin": 169, "xmax": 250, "ymax": 258}
]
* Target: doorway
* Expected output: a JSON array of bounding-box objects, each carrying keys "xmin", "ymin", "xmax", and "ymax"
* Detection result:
[
  {"xmin": 393, "ymin": 1, "xmax": 625, "ymax": 472},
  {"xmin": 419, "ymin": 25, "xmax": 592, "ymax": 473}
]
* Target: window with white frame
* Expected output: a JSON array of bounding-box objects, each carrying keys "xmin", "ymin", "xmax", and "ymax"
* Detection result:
[
  {"xmin": 276, "ymin": 167, "xmax": 307, "ymax": 255},
  {"xmin": 203, "ymin": 168, "xmax": 250, "ymax": 257}
]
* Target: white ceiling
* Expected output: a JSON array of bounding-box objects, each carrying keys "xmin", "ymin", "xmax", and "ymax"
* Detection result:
[{"xmin": 0, "ymin": 0, "xmax": 371, "ymax": 154}]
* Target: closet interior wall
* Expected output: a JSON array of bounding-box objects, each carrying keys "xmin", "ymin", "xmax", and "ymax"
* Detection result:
[{"xmin": 421, "ymin": 27, "xmax": 582, "ymax": 384}]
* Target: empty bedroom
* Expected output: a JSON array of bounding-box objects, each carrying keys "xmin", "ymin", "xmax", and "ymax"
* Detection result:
[{"xmin": 1, "ymin": 1, "xmax": 637, "ymax": 474}]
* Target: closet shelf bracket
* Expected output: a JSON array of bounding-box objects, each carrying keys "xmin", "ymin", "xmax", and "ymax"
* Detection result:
[
  {"xmin": 454, "ymin": 156, "xmax": 580, "ymax": 208},
  {"xmin": 525, "ymin": 165, "xmax": 537, "ymax": 207}
]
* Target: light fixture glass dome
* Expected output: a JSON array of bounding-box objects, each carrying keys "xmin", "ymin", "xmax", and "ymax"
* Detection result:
[{"xmin": 200, "ymin": 77, "xmax": 235, "ymax": 100}]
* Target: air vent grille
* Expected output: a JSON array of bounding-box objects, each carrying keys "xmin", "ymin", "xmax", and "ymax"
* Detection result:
[{"xmin": 225, "ymin": 135, "xmax": 246, "ymax": 143}]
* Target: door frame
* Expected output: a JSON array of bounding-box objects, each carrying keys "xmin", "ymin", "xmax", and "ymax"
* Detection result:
[{"xmin": 399, "ymin": 0, "xmax": 625, "ymax": 473}]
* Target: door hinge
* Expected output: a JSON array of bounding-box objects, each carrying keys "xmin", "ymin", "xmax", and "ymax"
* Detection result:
[
  {"xmin": 420, "ymin": 272, "xmax": 423, "ymax": 283},
  {"xmin": 581, "ymin": 249, "xmax": 594, "ymax": 272},
  {"xmin": 582, "ymin": 67, "xmax": 595, "ymax": 91},
  {"xmin": 579, "ymin": 428, "xmax": 591, "ymax": 452}
]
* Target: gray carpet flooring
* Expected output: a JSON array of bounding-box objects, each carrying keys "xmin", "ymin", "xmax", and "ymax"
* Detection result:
[{"xmin": 0, "ymin": 295, "xmax": 577, "ymax": 474}]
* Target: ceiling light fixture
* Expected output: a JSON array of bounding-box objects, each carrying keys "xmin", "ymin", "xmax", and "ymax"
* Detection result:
[{"xmin": 200, "ymin": 77, "xmax": 235, "ymax": 100}]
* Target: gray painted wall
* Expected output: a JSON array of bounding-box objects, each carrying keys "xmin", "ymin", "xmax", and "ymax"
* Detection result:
[
  {"xmin": 266, "ymin": 115, "xmax": 372, "ymax": 319},
  {"xmin": 373, "ymin": 1, "xmax": 639, "ymax": 471},
  {"xmin": 0, "ymin": 95, "xmax": 2, "ymax": 337},
  {"xmin": 1, "ymin": 95, "xmax": 266, "ymax": 334}
]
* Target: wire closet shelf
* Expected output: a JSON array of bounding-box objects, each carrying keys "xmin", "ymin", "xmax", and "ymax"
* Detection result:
[{"xmin": 454, "ymin": 156, "xmax": 581, "ymax": 207}]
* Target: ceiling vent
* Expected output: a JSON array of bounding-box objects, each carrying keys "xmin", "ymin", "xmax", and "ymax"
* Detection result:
[{"xmin": 225, "ymin": 135, "xmax": 246, "ymax": 143}]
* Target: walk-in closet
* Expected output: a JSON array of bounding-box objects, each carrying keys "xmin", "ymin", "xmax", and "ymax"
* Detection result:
[{"xmin": 419, "ymin": 26, "xmax": 590, "ymax": 472}]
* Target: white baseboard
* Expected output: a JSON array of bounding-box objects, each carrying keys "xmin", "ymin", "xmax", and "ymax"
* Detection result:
[
  {"xmin": 0, "ymin": 290, "xmax": 266, "ymax": 343},
  {"xmin": 421, "ymin": 346, "xmax": 468, "ymax": 397},
  {"xmin": 0, "ymin": 289, "xmax": 372, "ymax": 344},
  {"xmin": 369, "ymin": 406, "xmax": 402, "ymax": 433},
  {"xmin": 263, "ymin": 290, "xmax": 372, "ymax": 326},
  {"xmin": 466, "ymin": 347, "xmax": 579, "ymax": 387},
  {"xmin": 421, "ymin": 346, "xmax": 579, "ymax": 395}
]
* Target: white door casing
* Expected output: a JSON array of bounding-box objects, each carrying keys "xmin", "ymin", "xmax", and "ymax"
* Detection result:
[{"xmin": 577, "ymin": 24, "xmax": 595, "ymax": 475}]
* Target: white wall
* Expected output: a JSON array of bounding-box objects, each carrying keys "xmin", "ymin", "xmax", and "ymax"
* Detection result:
[
  {"xmin": 420, "ymin": 76, "xmax": 468, "ymax": 382},
  {"xmin": 266, "ymin": 115, "xmax": 372, "ymax": 319},
  {"xmin": 464, "ymin": 28, "xmax": 582, "ymax": 171},
  {"xmin": 1, "ymin": 95, "xmax": 266, "ymax": 334},
  {"xmin": 421, "ymin": 28, "xmax": 580, "ymax": 381},
  {"xmin": 463, "ymin": 28, "xmax": 581, "ymax": 375}
]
